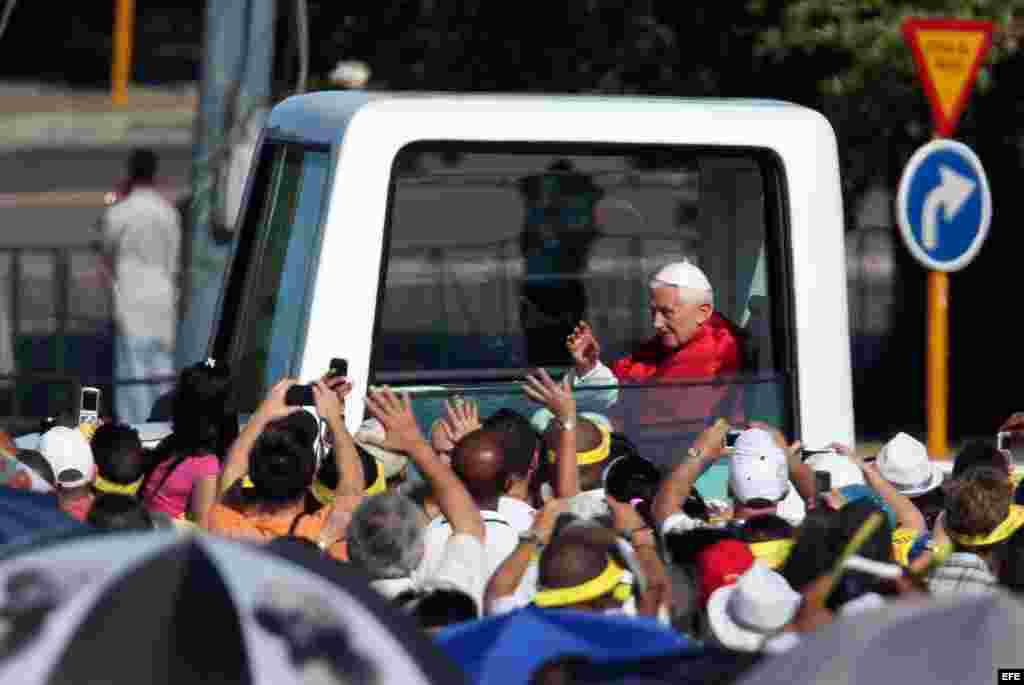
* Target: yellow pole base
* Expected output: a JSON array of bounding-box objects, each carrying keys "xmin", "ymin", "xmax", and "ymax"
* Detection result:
[{"xmin": 927, "ymin": 270, "xmax": 949, "ymax": 459}]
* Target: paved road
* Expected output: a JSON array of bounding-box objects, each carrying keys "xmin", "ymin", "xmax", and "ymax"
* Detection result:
[{"xmin": 0, "ymin": 146, "xmax": 191, "ymax": 247}]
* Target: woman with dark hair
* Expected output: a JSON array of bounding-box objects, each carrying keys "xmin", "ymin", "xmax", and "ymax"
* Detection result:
[
  {"xmin": 140, "ymin": 360, "xmax": 238, "ymax": 526},
  {"xmin": 207, "ymin": 378, "xmax": 364, "ymax": 561}
]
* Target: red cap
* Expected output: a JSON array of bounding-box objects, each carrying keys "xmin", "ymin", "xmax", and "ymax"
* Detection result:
[{"xmin": 695, "ymin": 539, "xmax": 755, "ymax": 608}]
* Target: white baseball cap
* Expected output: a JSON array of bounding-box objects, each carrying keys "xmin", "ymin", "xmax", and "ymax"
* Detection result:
[
  {"xmin": 39, "ymin": 427, "xmax": 95, "ymax": 488},
  {"xmin": 650, "ymin": 261, "xmax": 712, "ymax": 293},
  {"xmin": 729, "ymin": 429, "xmax": 789, "ymax": 504}
]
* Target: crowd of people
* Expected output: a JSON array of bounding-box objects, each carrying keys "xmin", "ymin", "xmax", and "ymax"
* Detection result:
[{"xmin": 2, "ymin": 260, "xmax": 1023, "ymax": 683}]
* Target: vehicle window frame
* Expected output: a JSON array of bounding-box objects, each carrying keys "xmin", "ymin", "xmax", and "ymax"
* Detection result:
[
  {"xmin": 371, "ymin": 140, "xmax": 799, "ymax": 436},
  {"xmin": 211, "ymin": 140, "xmax": 332, "ymax": 410}
]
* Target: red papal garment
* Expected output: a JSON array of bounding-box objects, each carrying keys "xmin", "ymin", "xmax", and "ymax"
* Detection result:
[{"xmin": 611, "ymin": 312, "xmax": 744, "ymax": 432}]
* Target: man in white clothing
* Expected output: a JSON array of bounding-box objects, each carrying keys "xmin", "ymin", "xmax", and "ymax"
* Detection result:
[{"xmin": 96, "ymin": 149, "xmax": 181, "ymax": 424}]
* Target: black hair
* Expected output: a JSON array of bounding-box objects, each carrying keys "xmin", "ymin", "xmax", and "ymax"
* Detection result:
[
  {"xmin": 141, "ymin": 361, "xmax": 237, "ymax": 498},
  {"xmin": 316, "ymin": 444, "xmax": 378, "ymax": 491},
  {"xmin": 15, "ymin": 449, "xmax": 55, "ymax": 486},
  {"xmin": 827, "ymin": 499, "xmax": 894, "ymax": 611},
  {"xmin": 248, "ymin": 420, "xmax": 317, "ymax": 505},
  {"xmin": 393, "ymin": 587, "xmax": 478, "ymax": 630},
  {"xmin": 87, "ymin": 494, "xmax": 154, "ymax": 531},
  {"xmin": 780, "ymin": 508, "xmax": 838, "ymax": 593},
  {"xmin": 91, "ymin": 423, "xmax": 145, "ymax": 485},
  {"xmin": 954, "ymin": 439, "xmax": 1009, "ymax": 479},
  {"xmin": 483, "ymin": 409, "xmax": 540, "ymax": 478},
  {"xmin": 737, "ymin": 514, "xmax": 794, "ymax": 543},
  {"xmin": 603, "ymin": 443, "xmax": 660, "ymax": 504},
  {"xmin": 663, "ymin": 527, "xmax": 738, "ymax": 568},
  {"xmin": 128, "ymin": 148, "xmax": 158, "ymax": 182}
]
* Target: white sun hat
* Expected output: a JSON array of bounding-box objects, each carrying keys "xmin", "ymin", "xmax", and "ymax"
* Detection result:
[
  {"xmin": 876, "ymin": 432, "xmax": 943, "ymax": 496},
  {"xmin": 706, "ymin": 561, "xmax": 802, "ymax": 652}
]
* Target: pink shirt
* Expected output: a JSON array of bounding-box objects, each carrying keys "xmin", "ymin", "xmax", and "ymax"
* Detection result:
[{"xmin": 142, "ymin": 453, "xmax": 220, "ymax": 519}]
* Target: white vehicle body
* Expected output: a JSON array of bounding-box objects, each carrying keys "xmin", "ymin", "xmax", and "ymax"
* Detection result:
[{"xmin": 208, "ymin": 91, "xmax": 854, "ymax": 464}]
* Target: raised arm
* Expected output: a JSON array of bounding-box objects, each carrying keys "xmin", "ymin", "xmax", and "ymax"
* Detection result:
[
  {"xmin": 652, "ymin": 419, "xmax": 730, "ymax": 528},
  {"xmin": 313, "ymin": 378, "xmax": 363, "ymax": 498},
  {"xmin": 485, "ymin": 496, "xmax": 568, "ymax": 612},
  {"xmin": 608, "ymin": 495, "xmax": 671, "ymax": 618},
  {"xmin": 216, "ymin": 379, "xmax": 299, "ymax": 499},
  {"xmin": 566, "ymin": 321, "xmax": 618, "ymax": 409},
  {"xmin": 523, "ymin": 369, "xmax": 579, "ymax": 498},
  {"xmin": 364, "ymin": 388, "xmax": 484, "ymax": 541}
]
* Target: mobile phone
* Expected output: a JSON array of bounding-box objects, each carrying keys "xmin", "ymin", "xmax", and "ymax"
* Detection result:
[
  {"xmin": 814, "ymin": 470, "xmax": 832, "ymax": 496},
  {"xmin": 79, "ymin": 387, "xmax": 101, "ymax": 425},
  {"xmin": 327, "ymin": 358, "xmax": 348, "ymax": 379},
  {"xmin": 998, "ymin": 431, "xmax": 1011, "ymax": 452},
  {"xmin": 287, "ymin": 358, "xmax": 349, "ymax": 406},
  {"xmin": 285, "ymin": 384, "xmax": 315, "ymax": 406}
]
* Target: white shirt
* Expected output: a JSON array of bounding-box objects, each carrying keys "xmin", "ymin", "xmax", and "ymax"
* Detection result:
[
  {"xmin": 420, "ymin": 510, "xmax": 520, "ymax": 594},
  {"xmin": 99, "ymin": 187, "xmax": 181, "ymax": 347},
  {"xmin": 371, "ymin": 533, "xmax": 486, "ymax": 610},
  {"xmin": 497, "ymin": 496, "xmax": 536, "ymax": 534},
  {"xmin": 566, "ymin": 361, "xmax": 619, "ymax": 411}
]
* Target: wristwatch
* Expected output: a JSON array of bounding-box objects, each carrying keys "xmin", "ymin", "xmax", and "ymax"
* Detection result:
[
  {"xmin": 519, "ymin": 531, "xmax": 546, "ymax": 550},
  {"xmin": 556, "ymin": 415, "xmax": 577, "ymax": 431}
]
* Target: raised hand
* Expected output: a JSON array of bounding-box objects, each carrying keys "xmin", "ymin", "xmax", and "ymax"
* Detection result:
[
  {"xmin": 441, "ymin": 396, "xmax": 481, "ymax": 447},
  {"xmin": 363, "ymin": 387, "xmax": 425, "ymax": 455},
  {"xmin": 566, "ymin": 321, "xmax": 601, "ymax": 375},
  {"xmin": 312, "ymin": 380, "xmax": 347, "ymax": 422},
  {"xmin": 256, "ymin": 378, "xmax": 301, "ymax": 423},
  {"xmin": 523, "ymin": 368, "xmax": 576, "ymax": 424}
]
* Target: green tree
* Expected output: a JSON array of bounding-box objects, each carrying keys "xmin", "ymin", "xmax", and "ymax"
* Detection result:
[{"xmin": 747, "ymin": 1, "xmax": 1022, "ymax": 207}]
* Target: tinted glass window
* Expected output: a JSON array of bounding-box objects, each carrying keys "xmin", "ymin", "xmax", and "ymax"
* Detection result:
[
  {"xmin": 216, "ymin": 143, "xmax": 330, "ymax": 412},
  {"xmin": 376, "ymin": 143, "xmax": 794, "ymax": 471}
]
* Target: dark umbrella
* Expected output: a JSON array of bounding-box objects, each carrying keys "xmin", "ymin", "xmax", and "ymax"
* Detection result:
[
  {"xmin": 739, "ymin": 592, "xmax": 1024, "ymax": 685},
  {"xmin": 0, "ymin": 531, "xmax": 464, "ymax": 685},
  {"xmin": 0, "ymin": 487, "xmax": 84, "ymax": 548},
  {"xmin": 436, "ymin": 605, "xmax": 698, "ymax": 685}
]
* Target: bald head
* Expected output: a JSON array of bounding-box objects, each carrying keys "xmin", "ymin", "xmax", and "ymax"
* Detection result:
[{"xmin": 452, "ymin": 429, "xmax": 506, "ymax": 504}]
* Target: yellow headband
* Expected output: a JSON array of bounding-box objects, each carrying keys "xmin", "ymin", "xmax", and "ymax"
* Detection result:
[
  {"xmin": 310, "ymin": 459, "xmax": 387, "ymax": 505},
  {"xmin": 949, "ymin": 504, "xmax": 1024, "ymax": 547},
  {"xmin": 547, "ymin": 422, "xmax": 611, "ymax": 466},
  {"xmin": 93, "ymin": 475, "xmax": 142, "ymax": 496},
  {"xmin": 749, "ymin": 539, "xmax": 795, "ymax": 570},
  {"xmin": 534, "ymin": 557, "xmax": 631, "ymax": 608}
]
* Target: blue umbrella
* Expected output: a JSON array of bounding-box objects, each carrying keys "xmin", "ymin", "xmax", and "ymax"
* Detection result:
[
  {"xmin": 0, "ymin": 487, "xmax": 84, "ymax": 548},
  {"xmin": 436, "ymin": 605, "xmax": 699, "ymax": 685}
]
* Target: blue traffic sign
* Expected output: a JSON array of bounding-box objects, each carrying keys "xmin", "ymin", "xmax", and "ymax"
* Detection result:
[{"xmin": 897, "ymin": 139, "xmax": 992, "ymax": 272}]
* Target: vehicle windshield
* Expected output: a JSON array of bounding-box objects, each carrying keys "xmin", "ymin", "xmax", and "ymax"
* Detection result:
[{"xmin": 376, "ymin": 143, "xmax": 795, "ymax": 474}]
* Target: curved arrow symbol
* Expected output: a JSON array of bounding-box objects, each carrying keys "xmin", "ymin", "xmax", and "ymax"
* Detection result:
[{"xmin": 922, "ymin": 165, "xmax": 976, "ymax": 251}]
